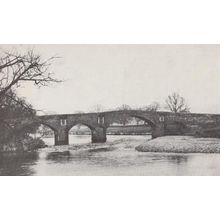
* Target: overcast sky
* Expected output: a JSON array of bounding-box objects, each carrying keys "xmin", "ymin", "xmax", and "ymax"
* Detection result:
[{"xmin": 1, "ymin": 44, "xmax": 220, "ymax": 114}]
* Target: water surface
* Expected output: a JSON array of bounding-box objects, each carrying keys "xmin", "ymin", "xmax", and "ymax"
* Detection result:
[{"xmin": 1, "ymin": 135, "xmax": 220, "ymax": 176}]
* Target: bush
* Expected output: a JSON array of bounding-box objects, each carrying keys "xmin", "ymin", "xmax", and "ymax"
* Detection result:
[
  {"xmin": 0, "ymin": 136, "xmax": 46, "ymax": 152},
  {"xmin": 23, "ymin": 136, "xmax": 47, "ymax": 151}
]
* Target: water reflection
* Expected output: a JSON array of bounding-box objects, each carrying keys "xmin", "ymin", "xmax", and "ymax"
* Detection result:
[
  {"xmin": 88, "ymin": 147, "xmax": 116, "ymax": 153},
  {"xmin": 166, "ymin": 154, "xmax": 189, "ymax": 165},
  {"xmin": 0, "ymin": 152, "xmax": 39, "ymax": 176},
  {"xmin": 46, "ymin": 151, "xmax": 71, "ymax": 161}
]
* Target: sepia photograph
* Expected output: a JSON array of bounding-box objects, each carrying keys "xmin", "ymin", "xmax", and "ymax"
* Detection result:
[
  {"xmin": 1, "ymin": 44, "xmax": 220, "ymax": 176},
  {"xmin": 2, "ymin": 1, "xmax": 220, "ymax": 220}
]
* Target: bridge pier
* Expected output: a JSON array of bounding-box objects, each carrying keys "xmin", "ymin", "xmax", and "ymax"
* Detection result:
[
  {"xmin": 92, "ymin": 127, "xmax": 107, "ymax": 143},
  {"xmin": 54, "ymin": 127, "xmax": 107, "ymax": 146},
  {"xmin": 151, "ymin": 124, "xmax": 165, "ymax": 139},
  {"xmin": 55, "ymin": 129, "xmax": 69, "ymax": 145}
]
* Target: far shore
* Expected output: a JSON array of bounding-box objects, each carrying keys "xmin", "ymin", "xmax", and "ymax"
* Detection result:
[
  {"xmin": 136, "ymin": 136, "xmax": 220, "ymax": 153},
  {"xmin": 42, "ymin": 133, "xmax": 151, "ymax": 138}
]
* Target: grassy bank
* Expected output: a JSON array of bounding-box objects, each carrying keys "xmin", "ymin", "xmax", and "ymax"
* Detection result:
[
  {"xmin": 136, "ymin": 136, "xmax": 220, "ymax": 153},
  {"xmin": 0, "ymin": 137, "xmax": 47, "ymax": 153}
]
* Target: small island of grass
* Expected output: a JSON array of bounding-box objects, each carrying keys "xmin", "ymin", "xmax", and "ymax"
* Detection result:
[{"xmin": 136, "ymin": 136, "xmax": 220, "ymax": 153}]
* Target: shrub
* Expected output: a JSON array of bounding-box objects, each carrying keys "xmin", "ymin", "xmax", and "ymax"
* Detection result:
[{"xmin": 23, "ymin": 136, "xmax": 47, "ymax": 151}]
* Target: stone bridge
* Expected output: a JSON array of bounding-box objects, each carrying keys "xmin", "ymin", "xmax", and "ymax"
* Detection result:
[{"xmin": 22, "ymin": 110, "xmax": 220, "ymax": 145}]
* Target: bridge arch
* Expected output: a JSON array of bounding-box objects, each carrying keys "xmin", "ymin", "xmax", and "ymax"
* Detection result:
[
  {"xmin": 125, "ymin": 113, "xmax": 164, "ymax": 138},
  {"xmin": 35, "ymin": 122, "xmax": 58, "ymax": 146},
  {"xmin": 38, "ymin": 121, "xmax": 58, "ymax": 133},
  {"xmin": 105, "ymin": 112, "xmax": 159, "ymax": 139},
  {"xmin": 107, "ymin": 117, "xmax": 153, "ymax": 136},
  {"xmin": 128, "ymin": 114, "xmax": 156, "ymax": 128},
  {"xmin": 67, "ymin": 121, "xmax": 95, "ymax": 132},
  {"xmin": 32, "ymin": 122, "xmax": 59, "ymax": 146},
  {"xmin": 67, "ymin": 121, "xmax": 106, "ymax": 144},
  {"xmin": 68, "ymin": 122, "xmax": 93, "ymax": 145},
  {"xmin": 16, "ymin": 121, "xmax": 58, "ymax": 146}
]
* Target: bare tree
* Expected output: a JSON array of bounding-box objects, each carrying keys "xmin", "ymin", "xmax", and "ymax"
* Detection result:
[
  {"xmin": 165, "ymin": 92, "xmax": 190, "ymax": 113},
  {"xmin": 74, "ymin": 110, "xmax": 84, "ymax": 115},
  {"xmin": 0, "ymin": 50, "xmax": 61, "ymax": 144},
  {"xmin": 141, "ymin": 102, "xmax": 160, "ymax": 112},
  {"xmin": 135, "ymin": 102, "xmax": 160, "ymax": 125},
  {"xmin": 116, "ymin": 104, "xmax": 132, "ymax": 126},
  {"xmin": 117, "ymin": 104, "xmax": 132, "ymax": 111},
  {"xmin": 90, "ymin": 104, "xmax": 105, "ymax": 113},
  {"xmin": 0, "ymin": 50, "xmax": 61, "ymax": 100},
  {"xmin": 134, "ymin": 117, "xmax": 144, "ymax": 126},
  {"xmin": 36, "ymin": 124, "xmax": 54, "ymax": 138}
]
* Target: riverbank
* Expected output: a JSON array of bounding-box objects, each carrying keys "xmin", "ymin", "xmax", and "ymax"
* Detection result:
[
  {"xmin": 136, "ymin": 136, "xmax": 220, "ymax": 153},
  {"xmin": 0, "ymin": 137, "xmax": 47, "ymax": 153}
]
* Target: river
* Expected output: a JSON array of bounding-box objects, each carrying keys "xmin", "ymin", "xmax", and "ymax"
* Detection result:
[{"xmin": 1, "ymin": 135, "xmax": 220, "ymax": 175}]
